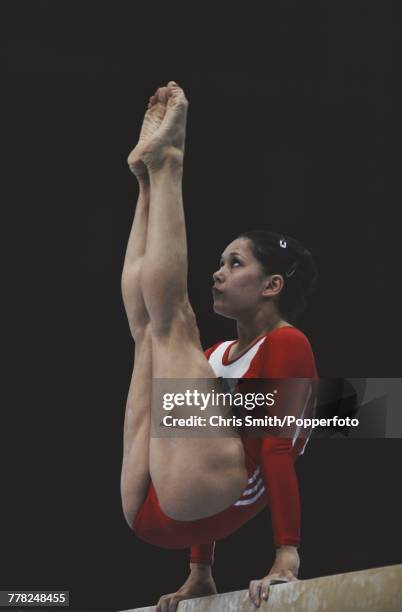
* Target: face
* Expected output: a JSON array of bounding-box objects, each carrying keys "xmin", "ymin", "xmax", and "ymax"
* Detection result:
[{"xmin": 212, "ymin": 238, "xmax": 273, "ymax": 319}]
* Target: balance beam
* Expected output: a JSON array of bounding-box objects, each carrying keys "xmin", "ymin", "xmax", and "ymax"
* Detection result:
[{"xmin": 123, "ymin": 563, "xmax": 402, "ymax": 611}]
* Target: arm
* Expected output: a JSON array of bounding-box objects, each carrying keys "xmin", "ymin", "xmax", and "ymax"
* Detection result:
[
  {"xmin": 260, "ymin": 436, "xmax": 300, "ymax": 549},
  {"xmin": 190, "ymin": 542, "xmax": 215, "ymax": 565},
  {"xmin": 249, "ymin": 436, "xmax": 302, "ymax": 609},
  {"xmin": 260, "ymin": 329, "xmax": 316, "ymax": 549},
  {"xmin": 249, "ymin": 329, "xmax": 317, "ymax": 607}
]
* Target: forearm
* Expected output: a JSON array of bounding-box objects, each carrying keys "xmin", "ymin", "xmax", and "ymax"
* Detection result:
[
  {"xmin": 261, "ymin": 439, "xmax": 301, "ymax": 548},
  {"xmin": 189, "ymin": 542, "xmax": 215, "ymax": 570}
]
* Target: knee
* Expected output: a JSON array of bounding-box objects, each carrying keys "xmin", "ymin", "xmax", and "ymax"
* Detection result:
[
  {"xmin": 128, "ymin": 320, "xmax": 152, "ymax": 346},
  {"xmin": 142, "ymin": 259, "xmax": 186, "ymax": 307}
]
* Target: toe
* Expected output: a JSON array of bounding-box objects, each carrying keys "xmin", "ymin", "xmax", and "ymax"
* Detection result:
[
  {"xmin": 167, "ymin": 81, "xmax": 180, "ymax": 96},
  {"xmin": 156, "ymin": 86, "xmax": 168, "ymax": 105}
]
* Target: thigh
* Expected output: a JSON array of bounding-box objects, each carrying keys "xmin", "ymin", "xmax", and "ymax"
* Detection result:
[
  {"xmin": 148, "ymin": 306, "xmax": 248, "ymax": 520},
  {"xmin": 150, "ymin": 302, "xmax": 215, "ymax": 379},
  {"xmin": 121, "ymin": 328, "xmax": 152, "ymax": 527}
]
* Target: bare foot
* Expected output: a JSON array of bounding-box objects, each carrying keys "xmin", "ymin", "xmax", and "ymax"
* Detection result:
[
  {"xmin": 127, "ymin": 87, "xmax": 168, "ymax": 177},
  {"xmin": 128, "ymin": 81, "xmax": 188, "ymax": 174}
]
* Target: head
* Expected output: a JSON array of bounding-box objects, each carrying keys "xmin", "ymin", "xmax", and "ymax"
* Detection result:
[{"xmin": 212, "ymin": 230, "xmax": 318, "ymax": 323}]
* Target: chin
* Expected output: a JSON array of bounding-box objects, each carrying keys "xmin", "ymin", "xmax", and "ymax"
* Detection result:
[{"xmin": 213, "ymin": 303, "xmax": 237, "ymax": 320}]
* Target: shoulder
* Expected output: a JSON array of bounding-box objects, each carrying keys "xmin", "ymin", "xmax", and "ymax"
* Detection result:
[
  {"xmin": 264, "ymin": 326, "xmax": 313, "ymax": 350},
  {"xmin": 258, "ymin": 326, "xmax": 317, "ymax": 377}
]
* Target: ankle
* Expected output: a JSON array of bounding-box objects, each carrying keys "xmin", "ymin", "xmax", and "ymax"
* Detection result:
[
  {"xmin": 136, "ymin": 173, "xmax": 150, "ymax": 189},
  {"xmin": 147, "ymin": 146, "xmax": 184, "ymax": 176}
]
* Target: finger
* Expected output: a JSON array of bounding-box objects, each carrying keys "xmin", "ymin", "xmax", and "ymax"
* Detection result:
[
  {"xmin": 250, "ymin": 581, "xmax": 262, "ymax": 607},
  {"xmin": 168, "ymin": 599, "xmax": 178, "ymax": 612},
  {"xmin": 261, "ymin": 585, "xmax": 270, "ymax": 601},
  {"xmin": 165, "ymin": 599, "xmax": 174, "ymax": 612},
  {"xmin": 157, "ymin": 600, "xmax": 164, "ymax": 612},
  {"xmin": 248, "ymin": 582, "xmax": 254, "ymax": 605},
  {"xmin": 168, "ymin": 598, "xmax": 179, "ymax": 612},
  {"xmin": 248, "ymin": 581, "xmax": 257, "ymax": 605},
  {"xmin": 260, "ymin": 578, "xmax": 272, "ymax": 601},
  {"xmin": 159, "ymin": 598, "xmax": 168, "ymax": 612}
]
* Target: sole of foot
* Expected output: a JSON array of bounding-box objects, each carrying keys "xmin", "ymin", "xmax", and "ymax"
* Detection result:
[{"xmin": 128, "ymin": 81, "xmax": 188, "ymax": 175}]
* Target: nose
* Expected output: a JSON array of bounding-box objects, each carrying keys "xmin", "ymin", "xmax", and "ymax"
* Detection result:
[{"xmin": 213, "ymin": 267, "xmax": 224, "ymax": 284}]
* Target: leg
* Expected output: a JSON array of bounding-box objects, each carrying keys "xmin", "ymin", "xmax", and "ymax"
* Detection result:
[
  {"xmin": 121, "ymin": 93, "xmax": 169, "ymax": 526},
  {"xmin": 120, "ymin": 176, "xmax": 152, "ymax": 527},
  {"xmin": 137, "ymin": 82, "xmax": 247, "ymax": 521},
  {"xmin": 120, "ymin": 327, "xmax": 152, "ymax": 527}
]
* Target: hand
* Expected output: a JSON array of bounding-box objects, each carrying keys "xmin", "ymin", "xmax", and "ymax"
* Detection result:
[
  {"xmin": 248, "ymin": 546, "xmax": 300, "ymax": 608},
  {"xmin": 155, "ymin": 572, "xmax": 217, "ymax": 612}
]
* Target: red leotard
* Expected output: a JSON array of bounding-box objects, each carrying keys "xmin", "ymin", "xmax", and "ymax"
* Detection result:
[{"xmin": 132, "ymin": 326, "xmax": 318, "ymax": 565}]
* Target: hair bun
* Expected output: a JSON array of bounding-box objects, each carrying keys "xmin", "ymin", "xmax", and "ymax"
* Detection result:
[
  {"xmin": 238, "ymin": 229, "xmax": 318, "ymax": 321},
  {"xmin": 299, "ymin": 248, "xmax": 318, "ymax": 296}
]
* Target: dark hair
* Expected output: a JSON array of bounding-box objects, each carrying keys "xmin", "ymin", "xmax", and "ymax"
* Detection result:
[{"xmin": 237, "ymin": 230, "xmax": 318, "ymax": 322}]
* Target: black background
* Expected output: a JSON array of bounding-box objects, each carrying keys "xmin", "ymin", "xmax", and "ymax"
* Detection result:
[{"xmin": 2, "ymin": 1, "xmax": 401, "ymax": 610}]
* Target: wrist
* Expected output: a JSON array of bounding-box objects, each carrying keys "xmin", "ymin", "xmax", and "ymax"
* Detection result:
[
  {"xmin": 276, "ymin": 545, "xmax": 299, "ymax": 554},
  {"xmin": 273, "ymin": 546, "xmax": 300, "ymax": 576},
  {"xmin": 189, "ymin": 562, "xmax": 213, "ymax": 581},
  {"xmin": 275, "ymin": 546, "xmax": 300, "ymax": 563}
]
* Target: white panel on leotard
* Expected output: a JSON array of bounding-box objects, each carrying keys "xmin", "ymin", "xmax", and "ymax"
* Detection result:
[
  {"xmin": 208, "ymin": 336, "xmax": 267, "ymax": 379},
  {"xmin": 208, "ymin": 341, "xmax": 233, "ymax": 378},
  {"xmin": 207, "ymin": 337, "xmax": 269, "ymax": 508}
]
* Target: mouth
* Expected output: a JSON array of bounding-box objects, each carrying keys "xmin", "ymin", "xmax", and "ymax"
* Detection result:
[{"xmin": 212, "ymin": 287, "xmax": 223, "ymax": 296}]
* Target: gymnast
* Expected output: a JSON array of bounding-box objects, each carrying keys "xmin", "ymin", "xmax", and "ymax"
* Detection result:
[{"xmin": 120, "ymin": 81, "xmax": 318, "ymax": 610}]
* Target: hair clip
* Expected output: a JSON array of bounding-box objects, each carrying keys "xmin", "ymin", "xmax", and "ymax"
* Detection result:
[{"xmin": 285, "ymin": 261, "xmax": 299, "ymax": 278}]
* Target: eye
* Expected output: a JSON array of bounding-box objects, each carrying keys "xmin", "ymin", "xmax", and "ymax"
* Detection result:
[{"xmin": 218, "ymin": 257, "xmax": 241, "ymax": 268}]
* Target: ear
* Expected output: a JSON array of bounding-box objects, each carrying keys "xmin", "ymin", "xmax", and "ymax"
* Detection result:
[{"xmin": 262, "ymin": 274, "xmax": 284, "ymax": 298}]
